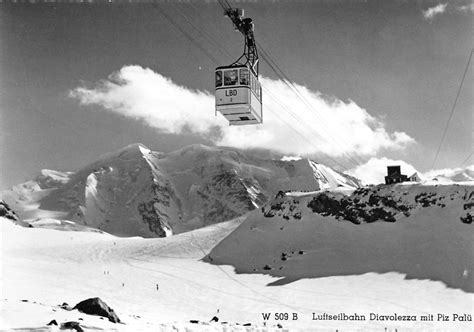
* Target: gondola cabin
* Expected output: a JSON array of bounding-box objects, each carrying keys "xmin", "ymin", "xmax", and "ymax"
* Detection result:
[{"xmin": 215, "ymin": 65, "xmax": 262, "ymax": 125}]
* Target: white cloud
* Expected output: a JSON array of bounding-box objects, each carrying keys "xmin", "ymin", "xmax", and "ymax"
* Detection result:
[
  {"xmin": 456, "ymin": 3, "xmax": 474, "ymax": 13},
  {"xmin": 70, "ymin": 65, "xmax": 414, "ymax": 161},
  {"xmin": 70, "ymin": 66, "xmax": 221, "ymax": 135},
  {"xmin": 424, "ymin": 165, "xmax": 474, "ymax": 181},
  {"xmin": 422, "ymin": 3, "xmax": 448, "ymax": 20},
  {"xmin": 348, "ymin": 157, "xmax": 474, "ymax": 185},
  {"xmin": 347, "ymin": 157, "xmax": 419, "ymax": 185}
]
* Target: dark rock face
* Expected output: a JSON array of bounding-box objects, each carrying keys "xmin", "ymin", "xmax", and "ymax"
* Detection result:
[
  {"xmin": 73, "ymin": 297, "xmax": 120, "ymax": 323},
  {"xmin": 262, "ymin": 186, "xmax": 474, "ymax": 225},
  {"xmin": 195, "ymin": 170, "xmax": 266, "ymax": 226},
  {"xmin": 137, "ymin": 200, "xmax": 170, "ymax": 237},
  {"xmin": 307, "ymin": 193, "xmax": 343, "ymax": 216},
  {"xmin": 59, "ymin": 302, "xmax": 73, "ymax": 311},
  {"xmin": 262, "ymin": 192, "xmax": 303, "ymax": 220},
  {"xmin": 137, "ymin": 180, "xmax": 174, "ymax": 236},
  {"xmin": 414, "ymin": 192, "xmax": 438, "ymax": 207},
  {"xmin": 60, "ymin": 321, "xmax": 83, "ymax": 331},
  {"xmin": 306, "ymin": 193, "xmax": 399, "ymax": 224},
  {"xmin": 460, "ymin": 213, "xmax": 472, "ymax": 224},
  {"xmin": 0, "ymin": 200, "xmax": 18, "ymax": 221}
]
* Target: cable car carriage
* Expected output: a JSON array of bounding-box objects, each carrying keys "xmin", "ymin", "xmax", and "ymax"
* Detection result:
[
  {"xmin": 215, "ymin": 65, "xmax": 262, "ymax": 125},
  {"xmin": 215, "ymin": 7, "xmax": 262, "ymax": 126}
]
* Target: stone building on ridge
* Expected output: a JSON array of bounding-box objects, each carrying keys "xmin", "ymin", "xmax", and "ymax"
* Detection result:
[{"xmin": 385, "ymin": 166, "xmax": 408, "ymax": 184}]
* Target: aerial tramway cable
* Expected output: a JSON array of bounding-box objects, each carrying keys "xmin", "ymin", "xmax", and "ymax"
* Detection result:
[
  {"xmin": 458, "ymin": 151, "xmax": 474, "ymax": 168},
  {"xmin": 431, "ymin": 48, "xmax": 473, "ymax": 169},
  {"xmin": 184, "ymin": 2, "xmax": 361, "ymax": 168},
  {"xmin": 261, "ymin": 85, "xmax": 354, "ymax": 169},
  {"xmin": 167, "ymin": 0, "xmax": 354, "ymax": 169},
  {"xmin": 168, "ymin": 2, "xmax": 233, "ymax": 61},
  {"xmin": 256, "ymin": 44, "xmax": 365, "ymax": 167},
  {"xmin": 154, "ymin": 2, "xmax": 221, "ymax": 65},
  {"xmin": 154, "ymin": 2, "xmax": 361, "ymax": 169},
  {"xmin": 215, "ymin": 0, "xmax": 365, "ymax": 167}
]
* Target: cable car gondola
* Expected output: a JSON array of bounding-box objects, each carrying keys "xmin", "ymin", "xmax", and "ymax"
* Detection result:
[
  {"xmin": 215, "ymin": 6, "xmax": 262, "ymax": 126},
  {"xmin": 215, "ymin": 64, "xmax": 262, "ymax": 125}
]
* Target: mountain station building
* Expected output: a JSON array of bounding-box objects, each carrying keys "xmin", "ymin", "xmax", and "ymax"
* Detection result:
[{"xmin": 385, "ymin": 166, "xmax": 408, "ymax": 184}]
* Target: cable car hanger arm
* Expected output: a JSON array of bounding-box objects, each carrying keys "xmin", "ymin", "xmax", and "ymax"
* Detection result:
[{"xmin": 218, "ymin": 0, "xmax": 259, "ymax": 75}]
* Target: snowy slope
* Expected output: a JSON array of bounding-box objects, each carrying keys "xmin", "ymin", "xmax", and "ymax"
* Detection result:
[
  {"xmin": 207, "ymin": 183, "xmax": 474, "ymax": 292},
  {"xmin": 2, "ymin": 144, "xmax": 175, "ymax": 237},
  {"xmin": 307, "ymin": 160, "xmax": 360, "ymax": 190},
  {"xmin": 1, "ymin": 144, "xmax": 360, "ymax": 237},
  {"xmin": 426, "ymin": 165, "xmax": 474, "ymax": 182},
  {"xmin": 1, "ymin": 216, "xmax": 472, "ymax": 331}
]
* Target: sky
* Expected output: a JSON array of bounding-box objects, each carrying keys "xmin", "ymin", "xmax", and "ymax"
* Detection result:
[{"xmin": 1, "ymin": 0, "xmax": 472, "ymax": 189}]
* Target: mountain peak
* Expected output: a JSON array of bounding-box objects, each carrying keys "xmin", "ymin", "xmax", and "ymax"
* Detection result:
[
  {"xmin": 89, "ymin": 143, "xmax": 153, "ymax": 168},
  {"xmin": 174, "ymin": 143, "xmax": 221, "ymax": 155},
  {"xmin": 2, "ymin": 143, "xmax": 361, "ymax": 238},
  {"xmin": 120, "ymin": 143, "xmax": 151, "ymax": 155}
]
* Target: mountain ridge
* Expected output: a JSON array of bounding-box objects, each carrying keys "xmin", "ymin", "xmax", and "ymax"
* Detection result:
[
  {"xmin": 1, "ymin": 143, "xmax": 361, "ymax": 237},
  {"xmin": 206, "ymin": 182, "xmax": 474, "ymax": 292}
]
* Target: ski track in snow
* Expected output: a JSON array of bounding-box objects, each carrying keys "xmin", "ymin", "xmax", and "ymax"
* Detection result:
[{"xmin": 1, "ymin": 214, "xmax": 473, "ymax": 332}]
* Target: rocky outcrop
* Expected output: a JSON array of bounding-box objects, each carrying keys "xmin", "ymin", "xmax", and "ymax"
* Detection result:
[
  {"xmin": 194, "ymin": 170, "xmax": 267, "ymax": 226},
  {"xmin": 306, "ymin": 192, "xmax": 402, "ymax": 223},
  {"xmin": 207, "ymin": 183, "xmax": 474, "ymax": 292},
  {"xmin": 59, "ymin": 302, "xmax": 73, "ymax": 311},
  {"xmin": 262, "ymin": 191, "xmax": 302, "ymax": 220},
  {"xmin": 73, "ymin": 297, "xmax": 120, "ymax": 323},
  {"xmin": 0, "ymin": 200, "xmax": 19, "ymax": 221},
  {"xmin": 460, "ymin": 213, "xmax": 472, "ymax": 224},
  {"xmin": 137, "ymin": 199, "xmax": 171, "ymax": 237},
  {"xmin": 262, "ymin": 185, "xmax": 473, "ymax": 225},
  {"xmin": 60, "ymin": 321, "xmax": 83, "ymax": 331}
]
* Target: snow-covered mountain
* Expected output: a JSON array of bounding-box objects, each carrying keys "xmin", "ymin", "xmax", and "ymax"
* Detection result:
[
  {"xmin": 0, "ymin": 200, "xmax": 19, "ymax": 221},
  {"xmin": 206, "ymin": 182, "xmax": 474, "ymax": 292},
  {"xmin": 1, "ymin": 143, "xmax": 360, "ymax": 237},
  {"xmin": 2, "ymin": 150, "xmax": 473, "ymax": 330},
  {"xmin": 425, "ymin": 166, "xmax": 474, "ymax": 182},
  {"xmin": 3, "ymin": 212, "xmax": 472, "ymax": 331}
]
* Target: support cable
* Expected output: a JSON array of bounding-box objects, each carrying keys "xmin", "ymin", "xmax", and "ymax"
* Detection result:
[
  {"xmin": 431, "ymin": 48, "xmax": 473, "ymax": 169},
  {"xmin": 157, "ymin": 1, "xmax": 361, "ymax": 169}
]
